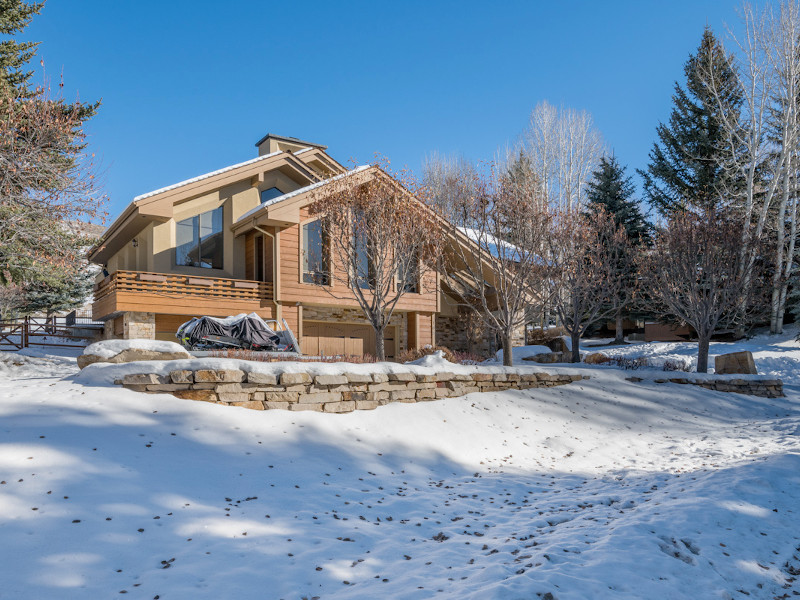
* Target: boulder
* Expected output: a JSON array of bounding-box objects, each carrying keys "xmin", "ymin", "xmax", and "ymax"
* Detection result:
[
  {"xmin": 583, "ymin": 352, "xmax": 610, "ymax": 365},
  {"xmin": 522, "ymin": 351, "xmax": 566, "ymax": 364},
  {"xmin": 547, "ymin": 336, "xmax": 570, "ymax": 353},
  {"xmin": 78, "ymin": 340, "xmax": 190, "ymax": 369},
  {"xmin": 714, "ymin": 351, "xmax": 757, "ymax": 375}
]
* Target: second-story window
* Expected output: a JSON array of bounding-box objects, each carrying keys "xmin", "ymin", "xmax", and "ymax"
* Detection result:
[
  {"xmin": 261, "ymin": 187, "xmax": 284, "ymax": 203},
  {"xmin": 302, "ymin": 220, "xmax": 329, "ymax": 284},
  {"xmin": 398, "ymin": 252, "xmax": 419, "ymax": 293},
  {"xmin": 175, "ymin": 206, "xmax": 223, "ymax": 269}
]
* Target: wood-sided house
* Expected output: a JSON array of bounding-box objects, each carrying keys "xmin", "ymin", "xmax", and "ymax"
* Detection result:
[{"xmin": 88, "ymin": 134, "xmax": 516, "ymax": 358}]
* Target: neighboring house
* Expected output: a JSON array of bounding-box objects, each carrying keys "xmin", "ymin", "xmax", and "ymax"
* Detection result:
[{"xmin": 89, "ymin": 133, "xmax": 509, "ymax": 358}]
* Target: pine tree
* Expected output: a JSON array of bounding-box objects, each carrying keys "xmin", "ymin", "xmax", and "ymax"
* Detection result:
[
  {"xmin": 639, "ymin": 28, "xmax": 743, "ymax": 218},
  {"xmin": 587, "ymin": 155, "xmax": 651, "ymax": 244},
  {"xmin": 0, "ymin": 0, "xmax": 102, "ymax": 299},
  {"xmin": 0, "ymin": 0, "xmax": 44, "ymax": 93},
  {"xmin": 586, "ymin": 156, "xmax": 649, "ymax": 343}
]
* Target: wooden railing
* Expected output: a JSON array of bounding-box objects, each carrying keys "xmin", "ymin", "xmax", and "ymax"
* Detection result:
[{"xmin": 94, "ymin": 270, "xmax": 274, "ymax": 302}]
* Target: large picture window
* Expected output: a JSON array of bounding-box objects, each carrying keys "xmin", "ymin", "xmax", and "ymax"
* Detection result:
[
  {"xmin": 302, "ymin": 220, "xmax": 329, "ymax": 284},
  {"xmin": 175, "ymin": 207, "xmax": 224, "ymax": 269}
]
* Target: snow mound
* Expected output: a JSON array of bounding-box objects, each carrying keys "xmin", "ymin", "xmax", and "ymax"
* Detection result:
[
  {"xmin": 405, "ymin": 350, "xmax": 456, "ymax": 368},
  {"xmin": 492, "ymin": 345, "xmax": 551, "ymax": 364},
  {"xmin": 82, "ymin": 339, "xmax": 188, "ymax": 359}
]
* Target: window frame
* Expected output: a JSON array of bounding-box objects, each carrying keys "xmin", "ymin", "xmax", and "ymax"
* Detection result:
[
  {"xmin": 174, "ymin": 206, "xmax": 224, "ymax": 270},
  {"xmin": 300, "ymin": 217, "xmax": 331, "ymax": 286}
]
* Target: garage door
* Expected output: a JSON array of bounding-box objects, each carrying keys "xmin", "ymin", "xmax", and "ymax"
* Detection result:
[{"xmin": 302, "ymin": 322, "xmax": 396, "ymax": 360}]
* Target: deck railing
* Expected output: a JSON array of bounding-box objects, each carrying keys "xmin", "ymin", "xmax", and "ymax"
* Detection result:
[{"xmin": 94, "ymin": 270, "xmax": 274, "ymax": 302}]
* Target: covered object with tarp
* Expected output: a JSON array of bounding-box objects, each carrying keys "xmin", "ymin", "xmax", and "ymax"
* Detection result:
[{"xmin": 176, "ymin": 313, "xmax": 300, "ymax": 353}]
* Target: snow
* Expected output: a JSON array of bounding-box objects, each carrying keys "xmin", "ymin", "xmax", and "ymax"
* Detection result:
[
  {"xmin": 493, "ymin": 345, "xmax": 552, "ymax": 363},
  {"xmin": 132, "ymin": 151, "xmax": 282, "ymax": 202},
  {"xmin": 2, "ymin": 334, "xmax": 800, "ymax": 598},
  {"xmin": 587, "ymin": 327, "xmax": 800, "ymax": 384},
  {"xmin": 82, "ymin": 339, "xmax": 188, "ymax": 359}
]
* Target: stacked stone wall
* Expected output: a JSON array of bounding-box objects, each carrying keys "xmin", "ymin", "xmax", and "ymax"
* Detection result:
[
  {"xmin": 119, "ymin": 368, "xmax": 588, "ymax": 413},
  {"xmin": 625, "ymin": 376, "xmax": 784, "ymax": 398}
]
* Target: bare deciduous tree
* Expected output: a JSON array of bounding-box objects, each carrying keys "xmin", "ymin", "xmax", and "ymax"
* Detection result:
[
  {"xmin": 430, "ymin": 160, "xmax": 550, "ymax": 367},
  {"xmin": 548, "ymin": 207, "xmax": 629, "ymax": 363},
  {"xmin": 640, "ymin": 211, "xmax": 761, "ymax": 373},
  {"xmin": 522, "ymin": 101, "xmax": 604, "ymax": 211},
  {"xmin": 310, "ymin": 161, "xmax": 442, "ymax": 361},
  {"xmin": 700, "ymin": 1, "xmax": 800, "ymax": 333}
]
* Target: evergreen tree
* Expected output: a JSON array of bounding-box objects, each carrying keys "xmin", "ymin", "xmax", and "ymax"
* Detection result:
[
  {"xmin": 0, "ymin": 0, "xmax": 102, "ymax": 310},
  {"xmin": 587, "ymin": 155, "xmax": 651, "ymax": 244},
  {"xmin": 22, "ymin": 262, "xmax": 94, "ymax": 316},
  {"xmin": 0, "ymin": 0, "xmax": 44, "ymax": 93},
  {"xmin": 586, "ymin": 156, "xmax": 649, "ymax": 343},
  {"xmin": 638, "ymin": 28, "xmax": 743, "ymax": 218}
]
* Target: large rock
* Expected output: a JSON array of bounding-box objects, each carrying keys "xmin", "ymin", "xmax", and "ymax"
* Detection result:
[
  {"xmin": 522, "ymin": 351, "xmax": 566, "ymax": 364},
  {"xmin": 547, "ymin": 336, "xmax": 570, "ymax": 353},
  {"xmin": 715, "ymin": 351, "xmax": 757, "ymax": 375},
  {"xmin": 583, "ymin": 352, "xmax": 610, "ymax": 365},
  {"xmin": 78, "ymin": 339, "xmax": 190, "ymax": 369}
]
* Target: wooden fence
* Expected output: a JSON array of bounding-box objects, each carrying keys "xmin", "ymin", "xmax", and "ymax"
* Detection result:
[{"xmin": 0, "ymin": 315, "xmax": 103, "ymax": 350}]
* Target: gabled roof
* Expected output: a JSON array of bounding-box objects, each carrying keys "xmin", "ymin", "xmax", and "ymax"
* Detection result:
[
  {"xmin": 133, "ymin": 151, "xmax": 282, "ymax": 201},
  {"xmin": 236, "ymin": 165, "xmax": 370, "ymax": 225}
]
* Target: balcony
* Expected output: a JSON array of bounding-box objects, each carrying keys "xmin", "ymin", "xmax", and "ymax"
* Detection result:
[{"xmin": 93, "ymin": 270, "xmax": 275, "ymax": 321}]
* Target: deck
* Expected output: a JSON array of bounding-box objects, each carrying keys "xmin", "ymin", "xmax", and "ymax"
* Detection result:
[{"xmin": 93, "ymin": 270, "xmax": 275, "ymax": 321}]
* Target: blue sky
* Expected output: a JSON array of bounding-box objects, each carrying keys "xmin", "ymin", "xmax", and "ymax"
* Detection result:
[{"xmin": 26, "ymin": 0, "xmax": 742, "ymax": 220}]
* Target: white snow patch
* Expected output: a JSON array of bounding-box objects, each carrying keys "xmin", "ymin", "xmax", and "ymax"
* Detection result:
[{"xmin": 82, "ymin": 339, "xmax": 187, "ymax": 359}]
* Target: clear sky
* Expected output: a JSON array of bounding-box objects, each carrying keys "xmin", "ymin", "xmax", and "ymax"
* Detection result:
[{"xmin": 25, "ymin": 0, "xmax": 742, "ymax": 220}]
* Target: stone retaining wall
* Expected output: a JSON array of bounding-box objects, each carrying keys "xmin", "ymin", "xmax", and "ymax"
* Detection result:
[
  {"xmin": 626, "ymin": 376, "xmax": 784, "ymax": 398},
  {"xmin": 118, "ymin": 369, "xmax": 589, "ymax": 412}
]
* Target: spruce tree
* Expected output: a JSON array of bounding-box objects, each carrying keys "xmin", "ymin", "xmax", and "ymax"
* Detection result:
[
  {"xmin": 586, "ymin": 156, "xmax": 650, "ymax": 343},
  {"xmin": 587, "ymin": 155, "xmax": 651, "ymax": 245},
  {"xmin": 0, "ymin": 0, "xmax": 102, "ymax": 317},
  {"xmin": 0, "ymin": 0, "xmax": 44, "ymax": 93},
  {"xmin": 638, "ymin": 27, "xmax": 742, "ymax": 218}
]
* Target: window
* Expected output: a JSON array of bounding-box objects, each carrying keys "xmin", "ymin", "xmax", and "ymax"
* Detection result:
[
  {"xmin": 398, "ymin": 252, "xmax": 419, "ymax": 293},
  {"xmin": 260, "ymin": 187, "xmax": 284, "ymax": 203},
  {"xmin": 354, "ymin": 231, "xmax": 376, "ymax": 289},
  {"xmin": 175, "ymin": 207, "xmax": 223, "ymax": 269},
  {"xmin": 302, "ymin": 220, "xmax": 329, "ymax": 284}
]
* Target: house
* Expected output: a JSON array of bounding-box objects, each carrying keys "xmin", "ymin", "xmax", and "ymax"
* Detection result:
[{"xmin": 88, "ymin": 133, "xmax": 511, "ymax": 358}]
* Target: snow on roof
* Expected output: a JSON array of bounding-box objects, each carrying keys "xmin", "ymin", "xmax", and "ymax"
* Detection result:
[
  {"xmin": 133, "ymin": 151, "xmax": 283, "ymax": 202},
  {"xmin": 236, "ymin": 165, "xmax": 371, "ymax": 224},
  {"xmin": 293, "ymin": 148, "xmax": 312, "ymax": 156},
  {"xmin": 458, "ymin": 226, "xmax": 519, "ymax": 258}
]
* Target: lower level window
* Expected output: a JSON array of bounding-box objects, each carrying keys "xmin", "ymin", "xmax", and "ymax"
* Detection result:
[{"xmin": 176, "ymin": 207, "xmax": 223, "ymax": 269}]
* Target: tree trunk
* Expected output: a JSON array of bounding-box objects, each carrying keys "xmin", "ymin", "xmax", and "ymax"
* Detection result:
[
  {"xmin": 374, "ymin": 326, "xmax": 385, "ymax": 362},
  {"xmin": 614, "ymin": 310, "xmax": 624, "ymax": 344},
  {"xmin": 696, "ymin": 334, "xmax": 710, "ymax": 373},
  {"xmin": 502, "ymin": 331, "xmax": 514, "ymax": 367},
  {"xmin": 571, "ymin": 330, "xmax": 581, "ymax": 363}
]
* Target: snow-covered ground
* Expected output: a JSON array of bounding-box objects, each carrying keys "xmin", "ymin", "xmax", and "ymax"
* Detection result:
[
  {"xmin": 1, "ymin": 335, "xmax": 799, "ymax": 599},
  {"xmin": 584, "ymin": 327, "xmax": 800, "ymax": 386}
]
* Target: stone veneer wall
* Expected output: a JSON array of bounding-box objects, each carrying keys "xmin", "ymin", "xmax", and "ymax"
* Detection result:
[
  {"xmin": 435, "ymin": 315, "xmax": 525, "ymax": 357},
  {"xmin": 625, "ymin": 375, "xmax": 784, "ymax": 398},
  {"xmin": 119, "ymin": 369, "xmax": 589, "ymax": 413},
  {"xmin": 103, "ymin": 311, "xmax": 156, "ymax": 340}
]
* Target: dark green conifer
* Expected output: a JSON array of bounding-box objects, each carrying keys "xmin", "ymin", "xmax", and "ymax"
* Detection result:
[
  {"xmin": 639, "ymin": 27, "xmax": 742, "ymax": 217},
  {"xmin": 587, "ymin": 155, "xmax": 651, "ymax": 245}
]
